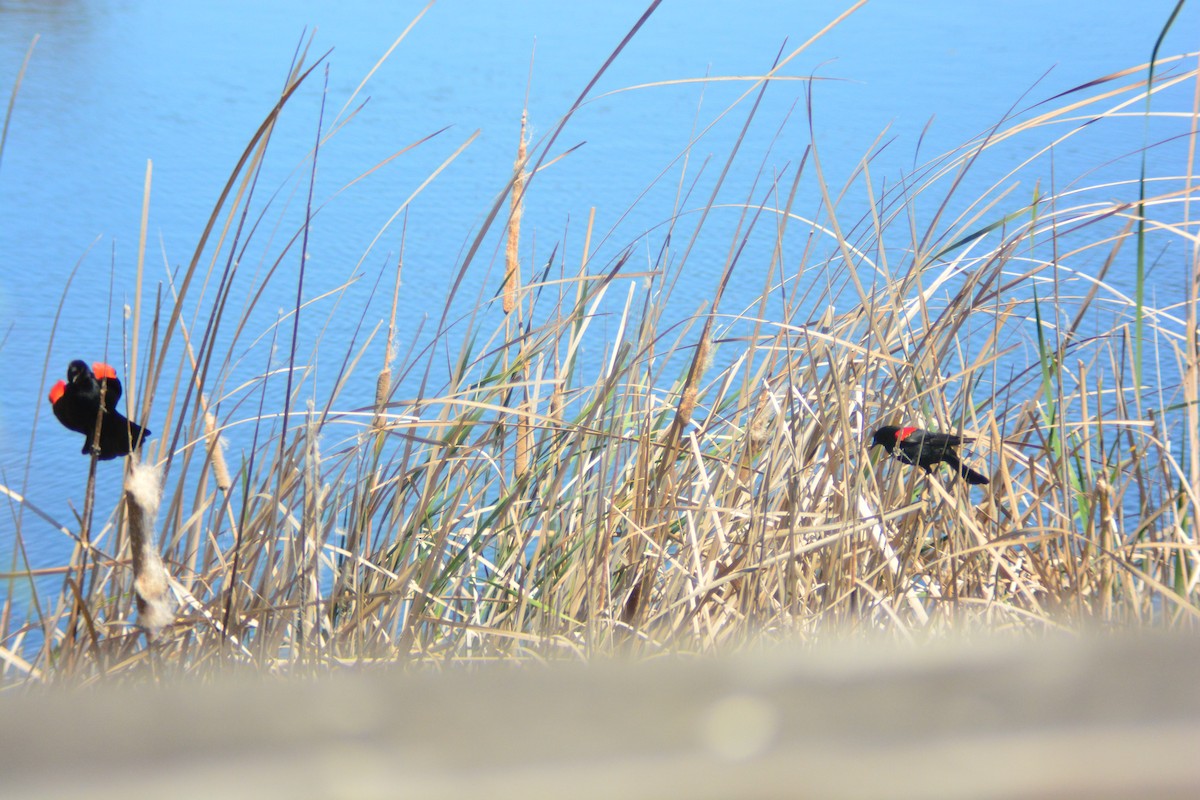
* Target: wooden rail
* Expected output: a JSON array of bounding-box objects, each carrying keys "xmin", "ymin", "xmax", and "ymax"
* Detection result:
[{"xmin": 3, "ymin": 634, "xmax": 1199, "ymax": 798}]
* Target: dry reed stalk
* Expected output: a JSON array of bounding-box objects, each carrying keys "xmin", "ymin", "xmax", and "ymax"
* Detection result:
[
  {"xmin": 300, "ymin": 406, "xmax": 323, "ymax": 657},
  {"xmin": 1188, "ymin": 248, "xmax": 1199, "ymax": 537},
  {"xmin": 1096, "ymin": 476, "xmax": 1116, "ymax": 621},
  {"xmin": 504, "ymin": 110, "xmax": 527, "ymax": 317},
  {"xmin": 124, "ymin": 459, "xmax": 174, "ymax": 637},
  {"xmin": 374, "ymin": 255, "xmax": 403, "ymax": 437},
  {"xmin": 507, "ymin": 111, "xmax": 530, "ymax": 479}
]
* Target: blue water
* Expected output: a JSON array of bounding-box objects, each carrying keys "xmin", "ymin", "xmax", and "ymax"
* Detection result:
[{"xmin": 0, "ymin": 0, "xmax": 1195, "ymax": 577}]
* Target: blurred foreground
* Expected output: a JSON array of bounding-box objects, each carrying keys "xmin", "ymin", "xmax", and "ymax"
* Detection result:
[{"xmin": 3, "ymin": 633, "xmax": 1198, "ymax": 799}]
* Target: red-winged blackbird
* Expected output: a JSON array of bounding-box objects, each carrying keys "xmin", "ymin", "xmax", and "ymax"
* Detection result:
[
  {"xmin": 871, "ymin": 425, "xmax": 988, "ymax": 485},
  {"xmin": 48, "ymin": 360, "xmax": 151, "ymax": 460}
]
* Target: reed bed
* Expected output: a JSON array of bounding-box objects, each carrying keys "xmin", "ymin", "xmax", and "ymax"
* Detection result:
[{"xmin": 2, "ymin": 10, "xmax": 1198, "ymax": 683}]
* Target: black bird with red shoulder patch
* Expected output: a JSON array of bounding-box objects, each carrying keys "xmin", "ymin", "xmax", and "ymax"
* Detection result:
[
  {"xmin": 871, "ymin": 425, "xmax": 988, "ymax": 485},
  {"xmin": 48, "ymin": 360, "xmax": 151, "ymax": 460}
]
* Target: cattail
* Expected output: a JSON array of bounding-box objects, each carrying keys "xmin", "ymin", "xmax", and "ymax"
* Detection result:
[
  {"xmin": 515, "ymin": 402, "xmax": 532, "ymax": 480},
  {"xmin": 696, "ymin": 337, "xmax": 713, "ymax": 374},
  {"xmin": 550, "ymin": 383, "xmax": 564, "ymax": 422},
  {"xmin": 670, "ymin": 339, "xmax": 708, "ymax": 436},
  {"xmin": 504, "ymin": 110, "xmax": 527, "ymax": 316},
  {"xmin": 124, "ymin": 458, "xmax": 174, "ymax": 637},
  {"xmin": 677, "ymin": 385, "xmax": 698, "ymax": 430},
  {"xmin": 748, "ymin": 387, "xmax": 773, "ymax": 448},
  {"xmin": 205, "ymin": 409, "xmax": 231, "ymax": 492},
  {"xmin": 373, "ymin": 366, "xmax": 391, "ymax": 433},
  {"xmin": 506, "ymin": 111, "xmax": 530, "ymax": 477}
]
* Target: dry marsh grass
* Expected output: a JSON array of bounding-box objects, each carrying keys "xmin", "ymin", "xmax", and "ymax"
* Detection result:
[{"xmin": 2, "ymin": 7, "xmax": 1198, "ymax": 683}]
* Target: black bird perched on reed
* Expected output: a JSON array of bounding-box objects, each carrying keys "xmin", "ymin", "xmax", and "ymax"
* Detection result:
[
  {"xmin": 871, "ymin": 425, "xmax": 988, "ymax": 485},
  {"xmin": 48, "ymin": 360, "xmax": 151, "ymax": 460}
]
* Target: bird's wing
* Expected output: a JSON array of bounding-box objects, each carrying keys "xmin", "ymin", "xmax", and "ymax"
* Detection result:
[
  {"xmin": 919, "ymin": 431, "xmax": 967, "ymax": 448},
  {"xmin": 49, "ymin": 381, "xmax": 80, "ymax": 433}
]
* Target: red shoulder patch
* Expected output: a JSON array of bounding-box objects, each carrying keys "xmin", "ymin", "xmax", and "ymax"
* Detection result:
[
  {"xmin": 895, "ymin": 426, "xmax": 919, "ymax": 442},
  {"xmin": 92, "ymin": 362, "xmax": 117, "ymax": 380},
  {"xmin": 48, "ymin": 380, "xmax": 66, "ymax": 405}
]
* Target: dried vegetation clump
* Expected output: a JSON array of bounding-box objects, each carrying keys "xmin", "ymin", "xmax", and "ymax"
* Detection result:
[{"xmin": 2, "ymin": 7, "xmax": 1198, "ymax": 683}]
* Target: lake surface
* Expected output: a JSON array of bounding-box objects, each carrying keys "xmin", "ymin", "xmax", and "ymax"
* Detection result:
[{"xmin": 1, "ymin": 0, "xmax": 1195, "ymax": 570}]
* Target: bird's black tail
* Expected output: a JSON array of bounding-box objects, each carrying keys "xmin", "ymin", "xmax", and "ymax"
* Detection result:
[
  {"xmin": 946, "ymin": 452, "xmax": 989, "ymax": 485},
  {"xmin": 95, "ymin": 413, "xmax": 152, "ymax": 460}
]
